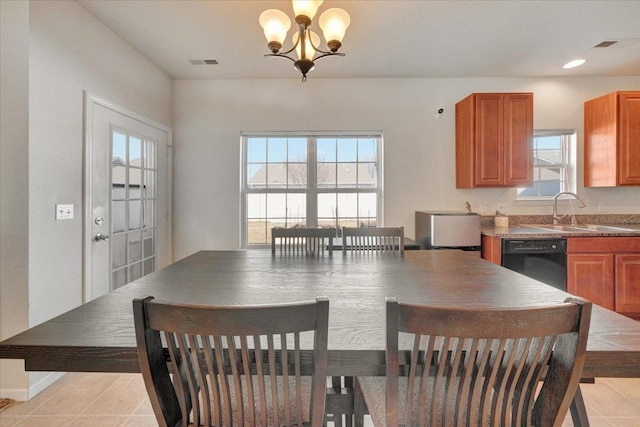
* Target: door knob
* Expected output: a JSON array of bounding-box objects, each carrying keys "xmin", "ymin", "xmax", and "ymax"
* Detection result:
[{"xmin": 95, "ymin": 233, "xmax": 109, "ymax": 242}]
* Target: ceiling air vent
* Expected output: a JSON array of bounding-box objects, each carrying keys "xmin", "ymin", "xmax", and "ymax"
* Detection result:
[
  {"xmin": 189, "ymin": 59, "xmax": 219, "ymax": 65},
  {"xmin": 594, "ymin": 41, "xmax": 618, "ymax": 48}
]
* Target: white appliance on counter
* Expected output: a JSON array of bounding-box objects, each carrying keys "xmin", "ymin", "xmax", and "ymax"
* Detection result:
[{"xmin": 415, "ymin": 211, "xmax": 481, "ymax": 249}]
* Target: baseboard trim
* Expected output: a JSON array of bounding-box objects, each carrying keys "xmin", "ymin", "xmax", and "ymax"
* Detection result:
[{"xmin": 28, "ymin": 372, "xmax": 65, "ymax": 400}]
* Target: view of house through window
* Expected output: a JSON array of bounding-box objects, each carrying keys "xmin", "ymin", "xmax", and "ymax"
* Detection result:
[
  {"xmin": 242, "ymin": 133, "xmax": 382, "ymax": 247},
  {"xmin": 516, "ymin": 131, "xmax": 576, "ymax": 199}
]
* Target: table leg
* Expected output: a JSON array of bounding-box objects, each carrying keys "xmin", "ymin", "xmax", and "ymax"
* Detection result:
[{"xmin": 570, "ymin": 385, "xmax": 590, "ymax": 427}]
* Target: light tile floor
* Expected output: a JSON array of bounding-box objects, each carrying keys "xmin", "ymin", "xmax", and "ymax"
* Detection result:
[{"xmin": 1, "ymin": 373, "xmax": 639, "ymax": 426}]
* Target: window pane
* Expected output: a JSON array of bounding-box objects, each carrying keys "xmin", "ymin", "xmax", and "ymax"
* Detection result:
[
  {"xmin": 359, "ymin": 193, "xmax": 377, "ymax": 218},
  {"xmin": 129, "ymin": 167, "xmax": 141, "ymax": 199},
  {"xmin": 317, "ymin": 138, "xmax": 336, "ymax": 162},
  {"xmin": 288, "ymin": 138, "xmax": 307, "ymax": 162},
  {"xmin": 129, "ymin": 262, "xmax": 142, "ymax": 282},
  {"xmin": 247, "ymin": 193, "xmax": 266, "ymax": 218},
  {"xmin": 144, "ymin": 170, "xmax": 156, "ymax": 198},
  {"xmin": 247, "ymin": 137, "xmax": 266, "ymax": 163},
  {"xmin": 112, "ymin": 201, "xmax": 126, "ymax": 233},
  {"xmin": 129, "ymin": 136, "xmax": 142, "ymax": 166},
  {"xmin": 247, "ymin": 219, "xmax": 267, "ymax": 244},
  {"xmin": 112, "ymin": 268, "xmax": 127, "ymax": 290},
  {"xmin": 112, "ymin": 166, "xmax": 126, "ymax": 199},
  {"xmin": 268, "ymin": 138, "xmax": 286, "ymax": 162},
  {"xmin": 267, "ymin": 164, "xmax": 287, "ymax": 188},
  {"xmin": 337, "ymin": 163, "xmax": 357, "ymax": 187},
  {"xmin": 247, "ymin": 164, "xmax": 266, "ymax": 188},
  {"xmin": 143, "ymin": 228, "xmax": 154, "ymax": 257},
  {"xmin": 288, "ymin": 164, "xmax": 307, "ymax": 188},
  {"xmin": 129, "ymin": 231, "xmax": 142, "ymax": 262},
  {"xmin": 338, "ymin": 193, "xmax": 358, "ymax": 217},
  {"xmin": 287, "ymin": 194, "xmax": 306, "ymax": 225},
  {"xmin": 144, "ymin": 140, "xmax": 156, "ymax": 169},
  {"xmin": 317, "ymin": 163, "xmax": 336, "ymax": 188},
  {"xmin": 317, "ymin": 193, "xmax": 336, "ymax": 218},
  {"xmin": 337, "ymin": 138, "xmax": 357, "ymax": 162},
  {"xmin": 111, "ymin": 233, "xmax": 126, "ymax": 269},
  {"xmin": 358, "ymin": 138, "xmax": 377, "ymax": 162},
  {"xmin": 129, "ymin": 200, "xmax": 141, "ymax": 230},
  {"xmin": 143, "ymin": 199, "xmax": 155, "ymax": 228},
  {"xmin": 143, "ymin": 258, "xmax": 155, "ymax": 276},
  {"xmin": 266, "ymin": 193, "xmax": 287, "ymax": 218},
  {"xmin": 112, "ymin": 132, "xmax": 126, "ymax": 164},
  {"xmin": 358, "ymin": 163, "xmax": 378, "ymax": 188}
]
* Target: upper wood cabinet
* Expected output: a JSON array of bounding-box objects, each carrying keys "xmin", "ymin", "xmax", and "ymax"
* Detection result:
[
  {"xmin": 456, "ymin": 93, "xmax": 533, "ymax": 188},
  {"xmin": 584, "ymin": 91, "xmax": 640, "ymax": 187}
]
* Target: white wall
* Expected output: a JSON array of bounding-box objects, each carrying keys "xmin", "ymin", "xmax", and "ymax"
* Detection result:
[
  {"xmin": 0, "ymin": 0, "xmax": 31, "ymax": 400},
  {"xmin": 172, "ymin": 77, "xmax": 640, "ymax": 259},
  {"xmin": 0, "ymin": 0, "xmax": 172, "ymax": 399}
]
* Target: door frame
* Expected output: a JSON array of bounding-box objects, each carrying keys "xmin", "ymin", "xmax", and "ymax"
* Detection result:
[{"xmin": 83, "ymin": 92, "xmax": 173, "ymax": 303}]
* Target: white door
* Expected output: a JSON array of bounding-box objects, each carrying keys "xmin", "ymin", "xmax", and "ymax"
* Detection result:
[{"xmin": 84, "ymin": 93, "xmax": 171, "ymax": 302}]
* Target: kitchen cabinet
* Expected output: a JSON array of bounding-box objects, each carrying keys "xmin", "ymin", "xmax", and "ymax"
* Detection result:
[
  {"xmin": 584, "ymin": 91, "xmax": 640, "ymax": 187},
  {"xmin": 567, "ymin": 254, "xmax": 615, "ymax": 310},
  {"xmin": 456, "ymin": 93, "xmax": 533, "ymax": 188},
  {"xmin": 615, "ymin": 254, "xmax": 640, "ymax": 315},
  {"xmin": 481, "ymin": 235, "xmax": 501, "ymax": 265},
  {"xmin": 567, "ymin": 237, "xmax": 640, "ymax": 319}
]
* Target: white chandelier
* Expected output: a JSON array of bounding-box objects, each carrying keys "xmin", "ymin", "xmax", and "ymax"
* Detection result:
[{"xmin": 259, "ymin": 1, "xmax": 350, "ymax": 82}]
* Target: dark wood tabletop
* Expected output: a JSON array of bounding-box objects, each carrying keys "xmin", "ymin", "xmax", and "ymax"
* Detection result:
[{"xmin": 1, "ymin": 250, "xmax": 639, "ymax": 378}]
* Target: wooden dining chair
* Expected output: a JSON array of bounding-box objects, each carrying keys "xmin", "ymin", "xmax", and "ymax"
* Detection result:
[
  {"xmin": 272, "ymin": 227, "xmax": 336, "ymax": 255},
  {"xmin": 354, "ymin": 297, "xmax": 592, "ymax": 427},
  {"xmin": 341, "ymin": 226, "xmax": 404, "ymax": 254},
  {"xmin": 133, "ymin": 296, "xmax": 329, "ymax": 427}
]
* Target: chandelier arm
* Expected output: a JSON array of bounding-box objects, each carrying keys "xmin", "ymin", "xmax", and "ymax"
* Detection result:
[
  {"xmin": 311, "ymin": 52, "xmax": 346, "ymax": 61},
  {"xmin": 276, "ymin": 39, "xmax": 300, "ymax": 57},
  {"xmin": 308, "ymin": 34, "xmax": 334, "ymax": 56},
  {"xmin": 264, "ymin": 53, "xmax": 297, "ymax": 63}
]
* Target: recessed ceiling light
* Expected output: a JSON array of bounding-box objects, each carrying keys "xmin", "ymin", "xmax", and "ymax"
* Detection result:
[{"xmin": 563, "ymin": 59, "xmax": 586, "ymax": 69}]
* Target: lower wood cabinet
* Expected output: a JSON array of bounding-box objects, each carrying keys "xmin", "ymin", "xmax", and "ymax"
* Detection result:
[
  {"xmin": 567, "ymin": 237, "xmax": 640, "ymax": 320},
  {"xmin": 567, "ymin": 254, "xmax": 615, "ymax": 310},
  {"xmin": 615, "ymin": 254, "xmax": 640, "ymax": 316},
  {"xmin": 481, "ymin": 235, "xmax": 502, "ymax": 265}
]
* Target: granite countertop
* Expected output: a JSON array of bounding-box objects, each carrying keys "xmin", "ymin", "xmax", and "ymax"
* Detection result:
[
  {"xmin": 480, "ymin": 214, "xmax": 640, "ymax": 238},
  {"xmin": 482, "ymin": 224, "xmax": 640, "ymax": 238}
]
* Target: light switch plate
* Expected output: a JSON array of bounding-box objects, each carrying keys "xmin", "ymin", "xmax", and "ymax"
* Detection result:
[{"xmin": 56, "ymin": 204, "xmax": 74, "ymax": 220}]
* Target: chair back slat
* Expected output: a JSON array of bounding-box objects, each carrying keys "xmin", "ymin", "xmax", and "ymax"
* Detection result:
[
  {"xmin": 342, "ymin": 226, "xmax": 404, "ymax": 254},
  {"xmin": 134, "ymin": 296, "xmax": 329, "ymax": 427},
  {"xmin": 272, "ymin": 227, "xmax": 335, "ymax": 255},
  {"xmin": 386, "ymin": 297, "xmax": 591, "ymax": 427}
]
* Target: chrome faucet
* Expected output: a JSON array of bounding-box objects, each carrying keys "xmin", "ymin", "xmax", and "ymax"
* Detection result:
[{"xmin": 552, "ymin": 192, "xmax": 586, "ymax": 225}]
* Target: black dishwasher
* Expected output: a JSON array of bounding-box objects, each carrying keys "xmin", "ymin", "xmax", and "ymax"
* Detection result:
[{"xmin": 501, "ymin": 239, "xmax": 567, "ymax": 291}]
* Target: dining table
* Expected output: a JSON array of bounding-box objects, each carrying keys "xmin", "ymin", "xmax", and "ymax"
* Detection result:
[{"xmin": 1, "ymin": 250, "xmax": 640, "ymax": 426}]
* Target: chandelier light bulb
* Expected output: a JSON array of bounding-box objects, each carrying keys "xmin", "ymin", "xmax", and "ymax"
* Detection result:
[
  {"xmin": 319, "ymin": 8, "xmax": 350, "ymax": 49},
  {"xmin": 259, "ymin": 9, "xmax": 291, "ymax": 47},
  {"xmin": 292, "ymin": 0, "xmax": 324, "ymax": 21}
]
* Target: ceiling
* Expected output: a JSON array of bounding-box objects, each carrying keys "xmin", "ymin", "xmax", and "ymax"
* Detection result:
[{"xmin": 76, "ymin": 0, "xmax": 640, "ymax": 80}]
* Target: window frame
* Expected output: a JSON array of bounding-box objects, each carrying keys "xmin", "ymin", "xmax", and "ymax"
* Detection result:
[
  {"xmin": 241, "ymin": 131, "xmax": 383, "ymax": 248},
  {"xmin": 515, "ymin": 130, "xmax": 576, "ymax": 201}
]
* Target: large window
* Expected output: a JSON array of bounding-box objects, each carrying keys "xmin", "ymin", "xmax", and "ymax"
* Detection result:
[
  {"xmin": 516, "ymin": 130, "xmax": 576, "ymax": 199},
  {"xmin": 242, "ymin": 133, "xmax": 383, "ymax": 247}
]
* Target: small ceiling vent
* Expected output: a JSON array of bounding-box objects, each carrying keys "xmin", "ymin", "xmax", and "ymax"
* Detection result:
[
  {"xmin": 593, "ymin": 38, "xmax": 640, "ymax": 48},
  {"xmin": 189, "ymin": 59, "xmax": 219, "ymax": 65},
  {"xmin": 594, "ymin": 41, "xmax": 618, "ymax": 48}
]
